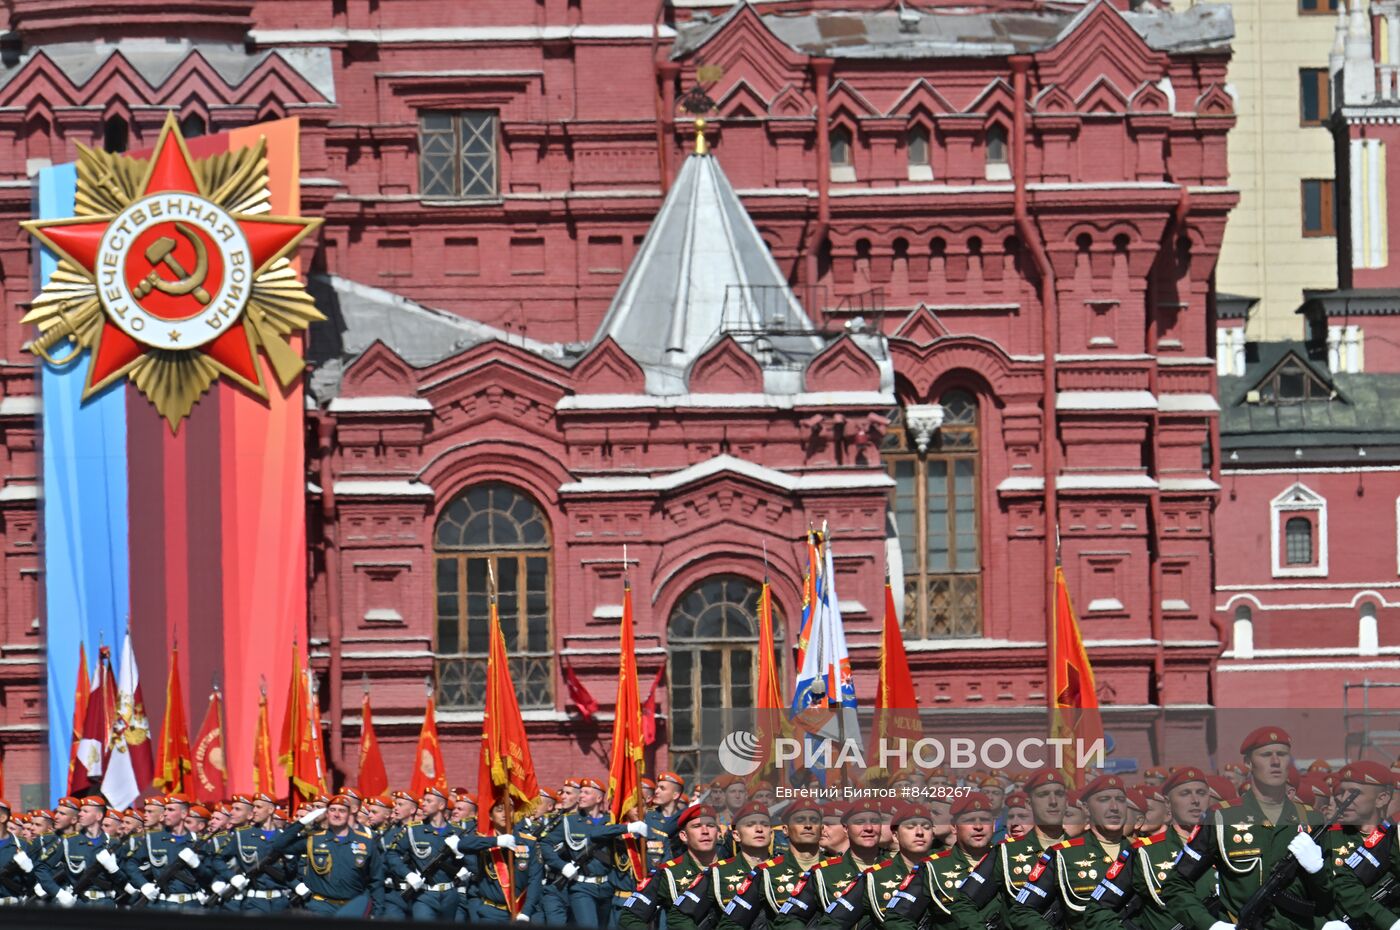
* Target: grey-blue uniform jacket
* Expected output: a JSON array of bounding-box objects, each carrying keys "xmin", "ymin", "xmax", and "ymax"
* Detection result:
[
  {"xmin": 543, "ymin": 812, "xmax": 633, "ymax": 881},
  {"xmin": 122, "ymin": 829, "xmax": 216, "ymax": 896},
  {"xmin": 287, "ymin": 825, "xmax": 386, "ymax": 914},
  {"xmin": 477, "ymin": 832, "xmax": 545, "ymax": 917}
]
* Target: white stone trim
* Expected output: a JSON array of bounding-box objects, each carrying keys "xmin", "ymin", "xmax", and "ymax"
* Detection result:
[
  {"xmin": 1057, "ymin": 474, "xmax": 1158, "ymax": 491},
  {"xmin": 559, "ymin": 454, "xmax": 893, "ymax": 495},
  {"xmin": 0, "ymin": 483, "xmax": 37, "ymax": 502},
  {"xmin": 251, "ymin": 25, "xmax": 675, "ymax": 44},
  {"xmin": 333, "ymin": 479, "xmax": 435, "ymax": 498},
  {"xmin": 329, "ymin": 396, "xmax": 432, "ymax": 413},
  {"xmin": 1270, "ymin": 483, "xmax": 1328, "ymax": 578},
  {"xmin": 1056, "ymin": 390, "xmax": 1157, "ymax": 411},
  {"xmin": 556, "ymin": 390, "xmax": 894, "ymax": 411},
  {"xmin": 1158, "ymin": 394, "xmax": 1220, "ymax": 413},
  {"xmin": 1223, "ymin": 466, "xmax": 1400, "ymax": 476},
  {"xmin": 1159, "ymin": 477, "xmax": 1221, "ymax": 492},
  {"xmin": 0, "ymin": 396, "xmax": 39, "ymax": 416}
]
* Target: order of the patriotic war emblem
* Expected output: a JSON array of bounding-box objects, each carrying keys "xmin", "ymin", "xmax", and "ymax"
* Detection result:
[{"xmin": 21, "ymin": 112, "xmax": 323, "ymax": 429}]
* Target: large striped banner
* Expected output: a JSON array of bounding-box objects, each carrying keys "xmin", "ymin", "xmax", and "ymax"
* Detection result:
[{"xmin": 37, "ymin": 119, "xmax": 309, "ymax": 801}]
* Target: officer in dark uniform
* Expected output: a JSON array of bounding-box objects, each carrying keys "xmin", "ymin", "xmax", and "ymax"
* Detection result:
[
  {"xmin": 620, "ymin": 804, "xmax": 722, "ymax": 930},
  {"xmin": 221, "ymin": 792, "xmax": 301, "ymax": 913},
  {"xmin": 0, "ymin": 798, "xmax": 38, "ymax": 906},
  {"xmin": 612, "ymin": 781, "xmax": 682, "ymax": 923},
  {"xmin": 123, "ymin": 794, "xmax": 220, "ymax": 911},
  {"xmin": 1161, "ymin": 727, "xmax": 1333, "ymax": 930},
  {"xmin": 719, "ymin": 799, "xmax": 826, "ymax": 930},
  {"xmin": 535, "ymin": 787, "xmax": 571, "ymax": 926},
  {"xmin": 544, "ymin": 776, "xmax": 655, "ymax": 927},
  {"xmin": 473, "ymin": 799, "xmax": 544, "ymax": 922},
  {"xmin": 37, "ymin": 796, "xmax": 126, "ymax": 908},
  {"xmin": 388, "ymin": 785, "xmax": 519, "ymax": 922},
  {"xmin": 286, "ymin": 793, "xmax": 383, "ymax": 917}
]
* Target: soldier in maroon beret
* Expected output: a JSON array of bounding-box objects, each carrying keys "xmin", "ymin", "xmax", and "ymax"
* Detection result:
[
  {"xmin": 619, "ymin": 806, "xmax": 719, "ymax": 930},
  {"xmin": 816, "ymin": 802, "xmax": 936, "ymax": 930},
  {"xmin": 717, "ymin": 799, "xmax": 825, "ymax": 930}
]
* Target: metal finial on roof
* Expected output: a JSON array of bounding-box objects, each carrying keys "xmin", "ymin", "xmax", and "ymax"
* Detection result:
[{"xmin": 694, "ymin": 118, "xmax": 709, "ymax": 156}]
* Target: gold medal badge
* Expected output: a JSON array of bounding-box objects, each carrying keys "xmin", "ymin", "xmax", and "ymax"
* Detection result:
[{"xmin": 22, "ymin": 112, "xmax": 323, "ymax": 430}]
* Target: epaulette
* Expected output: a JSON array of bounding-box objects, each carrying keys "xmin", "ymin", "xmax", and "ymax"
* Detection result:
[
  {"xmin": 930, "ymin": 848, "xmax": 954, "ymax": 860},
  {"xmin": 662, "ymin": 855, "xmax": 685, "ymax": 869},
  {"xmin": 875, "ymin": 858, "xmax": 893, "ymax": 869},
  {"xmin": 759, "ymin": 856, "xmax": 783, "ymax": 869},
  {"xmin": 1133, "ymin": 829, "xmax": 1167, "ymax": 848},
  {"xmin": 518, "ymin": 832, "xmax": 537, "ymax": 841},
  {"xmin": 1329, "ymin": 824, "xmax": 1346, "ymax": 832},
  {"xmin": 1053, "ymin": 837, "xmax": 1086, "ymax": 850},
  {"xmin": 353, "ymin": 828, "xmax": 373, "ymax": 839},
  {"xmin": 718, "ymin": 857, "xmax": 735, "ymax": 867},
  {"xmin": 1216, "ymin": 800, "xmax": 1235, "ymax": 811},
  {"xmin": 405, "ymin": 820, "xmax": 423, "ymax": 827},
  {"xmin": 820, "ymin": 855, "xmax": 844, "ymax": 867}
]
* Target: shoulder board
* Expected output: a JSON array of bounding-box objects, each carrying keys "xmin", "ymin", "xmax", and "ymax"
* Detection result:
[
  {"xmin": 760, "ymin": 856, "xmax": 782, "ymax": 869},
  {"xmin": 213, "ymin": 831, "xmax": 229, "ymax": 838},
  {"xmin": 875, "ymin": 858, "xmax": 893, "ymax": 869},
  {"xmin": 518, "ymin": 832, "xmax": 537, "ymax": 841},
  {"xmin": 1294, "ymin": 801, "xmax": 1313, "ymax": 817},
  {"xmin": 663, "ymin": 855, "xmax": 685, "ymax": 868},
  {"xmin": 1054, "ymin": 837, "xmax": 1086, "ymax": 850},
  {"xmin": 930, "ymin": 849, "xmax": 953, "ymax": 860},
  {"xmin": 1216, "ymin": 800, "xmax": 1235, "ymax": 811},
  {"xmin": 821, "ymin": 856, "xmax": 844, "ymax": 867},
  {"xmin": 406, "ymin": 820, "xmax": 423, "ymax": 827},
  {"xmin": 718, "ymin": 857, "xmax": 735, "ymax": 867},
  {"xmin": 353, "ymin": 828, "xmax": 373, "ymax": 839}
]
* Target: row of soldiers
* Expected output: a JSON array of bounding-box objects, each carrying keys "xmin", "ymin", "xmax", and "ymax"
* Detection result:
[{"xmin": 2, "ymin": 727, "xmax": 1399, "ymax": 927}]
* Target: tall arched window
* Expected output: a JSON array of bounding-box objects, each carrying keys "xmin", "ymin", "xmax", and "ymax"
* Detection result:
[
  {"xmin": 434, "ymin": 483, "xmax": 552, "ymax": 709},
  {"xmin": 883, "ymin": 388, "xmax": 982, "ymax": 637},
  {"xmin": 1284, "ymin": 517, "xmax": 1313, "ymax": 565},
  {"xmin": 667, "ymin": 576, "xmax": 783, "ymax": 781}
]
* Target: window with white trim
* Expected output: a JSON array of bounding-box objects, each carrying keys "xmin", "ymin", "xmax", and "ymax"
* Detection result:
[
  {"xmin": 1232, "ymin": 603, "xmax": 1255, "ymax": 659},
  {"xmin": 1270, "ymin": 483, "xmax": 1328, "ymax": 577}
]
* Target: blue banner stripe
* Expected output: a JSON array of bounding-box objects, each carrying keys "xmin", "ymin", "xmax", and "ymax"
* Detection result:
[{"xmin": 39, "ymin": 164, "xmax": 131, "ymax": 804}]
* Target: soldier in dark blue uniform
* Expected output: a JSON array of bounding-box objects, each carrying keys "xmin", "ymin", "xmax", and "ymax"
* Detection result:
[
  {"xmin": 123, "ymin": 793, "xmax": 220, "ymax": 910},
  {"xmin": 380, "ymin": 789, "xmax": 418, "ymax": 920},
  {"xmin": 544, "ymin": 776, "xmax": 656, "ymax": 928},
  {"xmin": 216, "ymin": 792, "xmax": 305, "ymax": 913},
  {"xmin": 539, "ymin": 780, "xmax": 581, "ymax": 926},
  {"xmin": 473, "ymin": 798, "xmax": 544, "ymax": 922},
  {"xmin": 284, "ymin": 793, "xmax": 384, "ymax": 917},
  {"xmin": 388, "ymin": 785, "xmax": 519, "ymax": 921},
  {"xmin": 37, "ymin": 796, "xmax": 127, "ymax": 908},
  {"xmin": 0, "ymin": 797, "xmax": 39, "ymax": 906}
]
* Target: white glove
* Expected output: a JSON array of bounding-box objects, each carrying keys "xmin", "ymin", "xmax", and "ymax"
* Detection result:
[
  {"xmin": 230, "ymin": 874, "xmax": 249, "ymax": 891},
  {"xmin": 1208, "ymin": 923, "xmax": 1236, "ymax": 930},
  {"xmin": 299, "ymin": 807, "xmax": 327, "ymax": 827},
  {"xmin": 32, "ymin": 882, "xmax": 46, "ymax": 898},
  {"xmin": 12, "ymin": 849, "xmax": 32, "ymax": 873},
  {"xmin": 294, "ymin": 882, "xmax": 311, "ymax": 898},
  {"xmin": 1322, "ymin": 922, "xmax": 1350, "ymax": 930},
  {"xmin": 515, "ymin": 913, "xmax": 531, "ymax": 922},
  {"xmin": 177, "ymin": 846, "xmax": 201, "ymax": 868},
  {"xmin": 405, "ymin": 872, "xmax": 425, "ymax": 891},
  {"xmin": 1387, "ymin": 920, "xmax": 1400, "ymax": 930},
  {"xmin": 55, "ymin": 888, "xmax": 77, "ymax": 908},
  {"xmin": 196, "ymin": 891, "xmax": 209, "ymax": 905},
  {"xmin": 1288, "ymin": 832, "xmax": 1324, "ymax": 875},
  {"xmin": 626, "ymin": 821, "xmax": 650, "ymax": 838},
  {"xmin": 496, "ymin": 834, "xmax": 519, "ymax": 851},
  {"xmin": 124, "ymin": 883, "xmax": 137, "ymax": 896},
  {"xmin": 456, "ymin": 866, "xmax": 472, "ymax": 881},
  {"xmin": 561, "ymin": 862, "xmax": 580, "ymax": 881},
  {"xmin": 211, "ymin": 881, "xmax": 229, "ymax": 897},
  {"xmin": 96, "ymin": 848, "xmax": 119, "ymax": 874},
  {"xmin": 445, "ymin": 834, "xmax": 462, "ymax": 856},
  {"xmin": 140, "ymin": 882, "xmax": 160, "ymax": 901}
]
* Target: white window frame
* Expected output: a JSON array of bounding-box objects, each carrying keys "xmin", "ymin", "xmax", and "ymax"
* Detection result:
[{"xmin": 1270, "ymin": 482, "xmax": 1328, "ymax": 578}]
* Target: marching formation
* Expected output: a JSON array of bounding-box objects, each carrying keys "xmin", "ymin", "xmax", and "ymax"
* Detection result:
[{"xmin": 2, "ymin": 726, "xmax": 1400, "ymax": 928}]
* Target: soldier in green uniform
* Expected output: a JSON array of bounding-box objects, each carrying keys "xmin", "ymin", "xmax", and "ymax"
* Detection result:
[
  {"xmin": 775, "ymin": 800, "xmax": 887, "ymax": 930},
  {"xmin": 1082, "ymin": 766, "xmax": 1216, "ymax": 930},
  {"xmin": 720, "ymin": 799, "xmax": 826, "ymax": 930},
  {"xmin": 953, "ymin": 768, "xmax": 1068, "ymax": 926},
  {"xmin": 820, "ymin": 799, "xmax": 943, "ymax": 930},
  {"xmin": 677, "ymin": 801, "xmax": 782, "ymax": 930},
  {"xmin": 888, "ymin": 793, "xmax": 999, "ymax": 930},
  {"xmin": 1160, "ymin": 726, "xmax": 1335, "ymax": 930},
  {"xmin": 1316, "ymin": 761, "xmax": 1399, "ymax": 930},
  {"xmin": 472, "ymin": 799, "xmax": 544, "ymax": 922},
  {"xmin": 620, "ymin": 803, "xmax": 722, "ymax": 930},
  {"xmin": 286, "ymin": 793, "xmax": 384, "ymax": 918},
  {"xmin": 1008, "ymin": 774, "xmax": 1135, "ymax": 930}
]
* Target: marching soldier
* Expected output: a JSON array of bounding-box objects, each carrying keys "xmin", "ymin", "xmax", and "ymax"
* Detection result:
[
  {"xmin": 889, "ymin": 793, "xmax": 999, "ymax": 930},
  {"xmin": 388, "ymin": 785, "xmax": 519, "ymax": 921},
  {"xmin": 381, "ymin": 789, "xmax": 419, "ymax": 920},
  {"xmin": 0, "ymin": 798, "xmax": 37, "ymax": 906},
  {"xmin": 37, "ymin": 797, "xmax": 127, "ymax": 908},
  {"xmin": 775, "ymin": 800, "xmax": 886, "ymax": 930},
  {"xmin": 620, "ymin": 804, "xmax": 722, "ymax": 930},
  {"xmin": 719, "ymin": 799, "xmax": 826, "ymax": 930},
  {"xmin": 472, "ymin": 799, "xmax": 544, "ymax": 922},
  {"xmin": 220, "ymin": 792, "xmax": 302, "ymax": 913},
  {"xmin": 1316, "ymin": 761, "xmax": 1398, "ymax": 930},
  {"xmin": 677, "ymin": 801, "xmax": 780, "ymax": 930},
  {"xmin": 1160, "ymin": 727, "xmax": 1334, "ymax": 930},
  {"xmin": 1008, "ymin": 774, "xmax": 1135, "ymax": 930},
  {"xmin": 537, "ymin": 787, "xmax": 572, "ymax": 926},
  {"xmin": 1082, "ymin": 767, "xmax": 1216, "ymax": 930},
  {"xmin": 122, "ymin": 794, "xmax": 219, "ymax": 910},
  {"xmin": 820, "ymin": 800, "xmax": 942, "ymax": 930},
  {"xmin": 612, "ymin": 786, "xmax": 682, "ymax": 926},
  {"xmin": 543, "ymin": 776, "xmax": 654, "ymax": 927},
  {"xmin": 285, "ymin": 794, "xmax": 383, "ymax": 917}
]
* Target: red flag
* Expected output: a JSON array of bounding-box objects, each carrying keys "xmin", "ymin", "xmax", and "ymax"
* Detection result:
[
  {"xmin": 752, "ymin": 579, "xmax": 792, "ymax": 784},
  {"xmin": 476, "ymin": 592, "xmax": 540, "ymax": 856},
  {"xmin": 357, "ymin": 692, "xmax": 389, "ymax": 798},
  {"xmin": 866, "ymin": 582, "xmax": 922, "ymax": 777},
  {"xmin": 641, "ymin": 665, "xmax": 665, "ymax": 746},
  {"xmin": 72, "ymin": 647, "xmax": 118, "ymax": 795},
  {"xmin": 67, "ymin": 642, "xmax": 89, "ymax": 794},
  {"xmin": 192, "ymin": 689, "xmax": 227, "ymax": 803},
  {"xmin": 561, "ymin": 658, "xmax": 599, "ymax": 719},
  {"xmin": 1050, "ymin": 564, "xmax": 1103, "ymax": 786},
  {"xmin": 411, "ymin": 691, "xmax": 448, "ymax": 797},
  {"xmin": 155, "ymin": 647, "xmax": 192, "ymax": 794},
  {"xmin": 279, "ymin": 642, "xmax": 325, "ymax": 802},
  {"xmin": 253, "ymin": 686, "xmax": 276, "ymax": 797},
  {"xmin": 608, "ymin": 580, "xmax": 646, "ymax": 823}
]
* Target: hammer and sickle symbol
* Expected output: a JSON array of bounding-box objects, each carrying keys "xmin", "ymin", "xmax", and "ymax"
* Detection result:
[{"xmin": 133, "ymin": 222, "xmax": 212, "ymax": 305}]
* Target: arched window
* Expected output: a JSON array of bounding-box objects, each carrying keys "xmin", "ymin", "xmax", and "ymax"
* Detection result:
[
  {"xmin": 434, "ymin": 483, "xmax": 552, "ymax": 709},
  {"xmin": 829, "ymin": 126, "xmax": 855, "ymax": 181},
  {"xmin": 103, "ymin": 115, "xmax": 129, "ymax": 154},
  {"xmin": 985, "ymin": 124, "xmax": 1009, "ymax": 180},
  {"xmin": 906, "ymin": 125, "xmax": 932, "ymax": 181},
  {"xmin": 882, "ymin": 388, "xmax": 982, "ymax": 638},
  {"xmin": 667, "ymin": 576, "xmax": 783, "ymax": 781},
  {"xmin": 179, "ymin": 113, "xmax": 207, "ymax": 139},
  {"xmin": 1284, "ymin": 517, "xmax": 1313, "ymax": 565},
  {"xmin": 1232, "ymin": 603, "xmax": 1255, "ymax": 659}
]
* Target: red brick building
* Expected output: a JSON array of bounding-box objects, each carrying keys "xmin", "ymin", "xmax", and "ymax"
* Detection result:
[{"xmin": 0, "ymin": 0, "xmax": 1239, "ymax": 801}]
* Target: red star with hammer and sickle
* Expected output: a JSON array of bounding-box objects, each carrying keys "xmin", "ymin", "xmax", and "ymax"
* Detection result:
[{"xmin": 25, "ymin": 120, "xmax": 316, "ymax": 394}]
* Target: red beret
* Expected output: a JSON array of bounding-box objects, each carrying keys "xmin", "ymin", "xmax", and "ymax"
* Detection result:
[
  {"xmin": 889, "ymin": 802, "xmax": 933, "ymax": 827},
  {"xmin": 217, "ymin": 804, "xmax": 233, "ymax": 816},
  {"xmin": 1143, "ymin": 768, "xmax": 1167, "ymax": 780},
  {"xmin": 784, "ymin": 799, "xmax": 822, "ymax": 821},
  {"xmin": 102, "ymin": 808, "xmax": 123, "ymax": 822},
  {"xmin": 391, "ymin": 791, "xmax": 417, "ymax": 805},
  {"xmin": 1306, "ymin": 760, "xmax": 1333, "ymax": 774},
  {"xmin": 1205, "ymin": 776, "xmax": 1239, "ymax": 803},
  {"xmin": 657, "ymin": 771, "xmax": 684, "ymax": 787},
  {"xmin": 1297, "ymin": 775, "xmax": 1330, "ymax": 802},
  {"xmin": 734, "ymin": 801, "xmax": 771, "ymax": 825},
  {"xmin": 677, "ymin": 804, "xmax": 717, "ymax": 829},
  {"xmin": 55, "ymin": 796, "xmax": 81, "ymax": 812},
  {"xmin": 329, "ymin": 794, "xmax": 355, "ymax": 808},
  {"xmin": 639, "ymin": 777, "xmax": 656, "ymax": 790},
  {"xmin": 421, "ymin": 786, "xmax": 450, "ymax": 803},
  {"xmin": 1005, "ymin": 791, "xmax": 1029, "ymax": 809},
  {"xmin": 166, "ymin": 793, "xmax": 193, "ymax": 807},
  {"xmin": 1080, "ymin": 775, "xmax": 1128, "ymax": 799},
  {"xmin": 188, "ymin": 805, "xmax": 211, "ymax": 819},
  {"xmin": 230, "ymin": 794, "xmax": 253, "ymax": 806},
  {"xmin": 1024, "ymin": 769, "xmax": 1069, "ymax": 791},
  {"xmin": 142, "ymin": 795, "xmax": 167, "ymax": 808},
  {"xmin": 539, "ymin": 788, "xmax": 560, "ymax": 802},
  {"xmin": 1338, "ymin": 761, "xmax": 1394, "ymax": 788},
  {"xmin": 821, "ymin": 802, "xmax": 845, "ymax": 820},
  {"xmin": 1162, "ymin": 767, "xmax": 1209, "ymax": 795},
  {"xmin": 561, "ymin": 777, "xmax": 582, "ymax": 790},
  {"xmin": 951, "ymin": 793, "xmax": 995, "ymax": 819},
  {"xmin": 578, "ymin": 777, "xmax": 605, "ymax": 792},
  {"xmin": 841, "ymin": 799, "xmax": 883, "ymax": 823},
  {"xmin": 1240, "ymin": 726, "xmax": 1291, "ymax": 756},
  {"xmin": 750, "ymin": 780, "xmax": 773, "ymax": 792},
  {"xmin": 252, "ymin": 792, "xmax": 277, "ymax": 805},
  {"xmin": 364, "ymin": 796, "xmax": 392, "ymax": 810},
  {"xmin": 1123, "ymin": 789, "xmax": 1147, "ymax": 813},
  {"xmin": 80, "ymin": 796, "xmax": 107, "ymax": 809},
  {"xmin": 340, "ymin": 788, "xmax": 363, "ymax": 801},
  {"xmin": 1223, "ymin": 763, "xmax": 1246, "ymax": 776}
]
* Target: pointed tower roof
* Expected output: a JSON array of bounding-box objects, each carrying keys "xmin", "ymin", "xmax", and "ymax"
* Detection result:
[{"xmin": 592, "ymin": 126, "xmax": 820, "ymax": 394}]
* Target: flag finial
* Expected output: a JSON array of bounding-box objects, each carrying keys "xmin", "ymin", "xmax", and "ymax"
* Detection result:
[
  {"xmin": 361, "ymin": 673, "xmax": 371, "ymax": 696},
  {"xmin": 423, "ymin": 675, "xmax": 434, "ymax": 699}
]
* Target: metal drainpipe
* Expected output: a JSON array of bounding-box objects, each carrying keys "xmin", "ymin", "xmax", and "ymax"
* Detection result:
[
  {"xmin": 804, "ymin": 58, "xmax": 833, "ymax": 305},
  {"xmin": 1011, "ymin": 56, "xmax": 1060, "ymax": 711},
  {"xmin": 318, "ymin": 416, "xmax": 344, "ymax": 768}
]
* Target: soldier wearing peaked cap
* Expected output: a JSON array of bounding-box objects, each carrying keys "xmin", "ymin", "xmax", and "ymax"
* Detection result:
[
  {"xmin": 1323, "ymin": 761, "xmax": 1400, "ymax": 930},
  {"xmin": 387, "ymin": 785, "xmax": 518, "ymax": 922},
  {"xmin": 1161, "ymin": 727, "xmax": 1334, "ymax": 930},
  {"xmin": 620, "ymin": 804, "xmax": 722, "ymax": 930},
  {"xmin": 469, "ymin": 799, "xmax": 544, "ymax": 923},
  {"xmin": 773, "ymin": 800, "xmax": 887, "ymax": 930},
  {"xmin": 545, "ymin": 776, "xmax": 655, "ymax": 928},
  {"xmin": 719, "ymin": 799, "xmax": 826, "ymax": 930},
  {"xmin": 1009, "ymin": 774, "xmax": 1135, "ymax": 930},
  {"xmin": 278, "ymin": 795, "xmax": 384, "ymax": 917}
]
